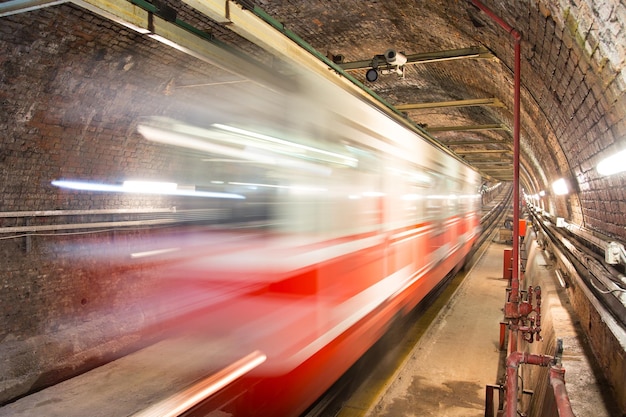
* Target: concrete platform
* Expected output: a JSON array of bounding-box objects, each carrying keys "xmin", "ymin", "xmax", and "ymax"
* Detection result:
[
  {"xmin": 364, "ymin": 241, "xmax": 509, "ymax": 417},
  {"xmin": 362, "ymin": 233, "xmax": 618, "ymax": 416}
]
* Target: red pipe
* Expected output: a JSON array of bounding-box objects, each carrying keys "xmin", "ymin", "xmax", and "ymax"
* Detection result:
[
  {"xmin": 549, "ymin": 367, "xmax": 576, "ymax": 417},
  {"xmin": 505, "ymin": 352, "xmax": 553, "ymax": 417},
  {"xmin": 470, "ymin": 0, "xmax": 522, "ymax": 303}
]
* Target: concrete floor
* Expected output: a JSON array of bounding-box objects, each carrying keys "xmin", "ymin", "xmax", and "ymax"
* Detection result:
[
  {"xmin": 363, "ymin": 234, "xmax": 617, "ymax": 417},
  {"xmin": 0, "ymin": 336, "xmax": 230, "ymax": 417},
  {"xmin": 364, "ymin": 241, "xmax": 509, "ymax": 417}
]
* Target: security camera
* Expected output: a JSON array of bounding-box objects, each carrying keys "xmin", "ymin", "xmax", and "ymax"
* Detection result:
[
  {"xmin": 366, "ymin": 68, "xmax": 379, "ymax": 82},
  {"xmin": 384, "ymin": 49, "xmax": 407, "ymax": 66}
]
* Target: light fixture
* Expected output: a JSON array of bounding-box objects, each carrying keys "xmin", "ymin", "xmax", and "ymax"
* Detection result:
[
  {"xmin": 597, "ymin": 149, "xmax": 626, "ymax": 176},
  {"xmin": 539, "ymin": 190, "xmax": 546, "ymax": 197},
  {"xmin": 551, "ymin": 178, "xmax": 569, "ymax": 195}
]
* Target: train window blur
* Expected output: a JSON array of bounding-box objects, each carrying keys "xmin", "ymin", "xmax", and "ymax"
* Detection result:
[
  {"xmin": 273, "ymin": 138, "xmax": 382, "ymax": 239},
  {"xmin": 384, "ymin": 162, "xmax": 435, "ymax": 229},
  {"xmin": 134, "ymin": 115, "xmax": 388, "ymax": 241},
  {"xmin": 424, "ymin": 172, "xmax": 444, "ymax": 221}
]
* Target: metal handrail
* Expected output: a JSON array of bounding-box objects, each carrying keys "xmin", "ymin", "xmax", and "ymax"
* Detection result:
[
  {"xmin": 0, "ymin": 208, "xmax": 231, "ymax": 234},
  {"xmin": 0, "ymin": 208, "xmax": 175, "ymax": 217}
]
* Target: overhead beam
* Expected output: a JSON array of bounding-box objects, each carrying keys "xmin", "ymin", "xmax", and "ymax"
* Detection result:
[
  {"xmin": 463, "ymin": 154, "xmax": 513, "ymax": 162},
  {"xmin": 479, "ymin": 167, "xmax": 514, "ymax": 172},
  {"xmin": 455, "ymin": 149, "xmax": 512, "ymax": 154},
  {"xmin": 338, "ymin": 46, "xmax": 494, "ymax": 71},
  {"xmin": 396, "ymin": 97, "xmax": 504, "ymax": 111},
  {"xmin": 468, "ymin": 161, "xmax": 512, "ymax": 166},
  {"xmin": 462, "ymin": 158, "xmax": 512, "ymax": 164},
  {"xmin": 69, "ymin": 0, "xmax": 287, "ymax": 90},
  {"xmin": 443, "ymin": 139, "xmax": 511, "ymax": 146},
  {"xmin": 426, "ymin": 123, "xmax": 510, "ymax": 132}
]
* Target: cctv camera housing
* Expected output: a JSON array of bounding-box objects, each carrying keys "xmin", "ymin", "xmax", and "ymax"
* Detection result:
[{"xmin": 384, "ymin": 49, "xmax": 407, "ymax": 66}]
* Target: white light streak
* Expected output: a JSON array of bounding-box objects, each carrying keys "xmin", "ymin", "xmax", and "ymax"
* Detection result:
[
  {"xmin": 52, "ymin": 180, "xmax": 245, "ymax": 199},
  {"xmin": 212, "ymin": 123, "xmax": 358, "ymax": 167}
]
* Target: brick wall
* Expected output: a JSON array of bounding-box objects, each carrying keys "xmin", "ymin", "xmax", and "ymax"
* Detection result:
[
  {"xmin": 0, "ymin": 5, "xmax": 235, "ymax": 403},
  {"xmin": 496, "ymin": 0, "xmax": 626, "ymax": 240}
]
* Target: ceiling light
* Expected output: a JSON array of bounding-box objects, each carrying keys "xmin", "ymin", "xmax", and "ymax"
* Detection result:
[
  {"xmin": 596, "ymin": 149, "xmax": 626, "ymax": 176},
  {"xmin": 551, "ymin": 178, "xmax": 569, "ymax": 195}
]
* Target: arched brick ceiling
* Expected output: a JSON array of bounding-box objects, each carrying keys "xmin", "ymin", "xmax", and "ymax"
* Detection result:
[{"xmin": 258, "ymin": 0, "xmax": 626, "ymax": 239}]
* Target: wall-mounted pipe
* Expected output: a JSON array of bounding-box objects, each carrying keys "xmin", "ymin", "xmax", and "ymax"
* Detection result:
[
  {"xmin": 549, "ymin": 367, "xmax": 576, "ymax": 417},
  {"xmin": 503, "ymin": 351, "xmax": 577, "ymax": 417},
  {"xmin": 505, "ymin": 352, "xmax": 553, "ymax": 417}
]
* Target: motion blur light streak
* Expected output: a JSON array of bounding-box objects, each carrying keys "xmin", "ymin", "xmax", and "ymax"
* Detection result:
[
  {"xmin": 212, "ymin": 123, "xmax": 359, "ymax": 167},
  {"xmin": 133, "ymin": 350, "xmax": 267, "ymax": 417},
  {"xmin": 137, "ymin": 122, "xmax": 280, "ymax": 165},
  {"xmin": 130, "ymin": 248, "xmax": 181, "ymax": 259},
  {"xmin": 123, "ymin": 180, "xmax": 178, "ymax": 193},
  {"xmin": 137, "ymin": 118, "xmax": 335, "ymax": 175},
  {"xmin": 51, "ymin": 180, "xmax": 245, "ymax": 199},
  {"xmin": 228, "ymin": 181, "xmax": 327, "ymax": 193}
]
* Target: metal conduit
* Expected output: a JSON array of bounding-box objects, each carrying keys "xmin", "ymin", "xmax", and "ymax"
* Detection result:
[
  {"xmin": 463, "ymin": 4, "xmax": 577, "ymax": 417},
  {"xmin": 0, "ymin": 208, "xmax": 230, "ymax": 234}
]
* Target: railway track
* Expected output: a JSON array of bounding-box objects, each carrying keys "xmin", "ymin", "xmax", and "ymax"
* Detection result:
[{"xmin": 527, "ymin": 206, "xmax": 626, "ymax": 328}]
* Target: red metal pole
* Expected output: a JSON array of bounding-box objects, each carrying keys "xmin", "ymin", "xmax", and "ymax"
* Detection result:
[
  {"xmin": 512, "ymin": 38, "xmax": 521, "ymax": 300},
  {"xmin": 469, "ymin": 0, "xmax": 522, "ymax": 303}
]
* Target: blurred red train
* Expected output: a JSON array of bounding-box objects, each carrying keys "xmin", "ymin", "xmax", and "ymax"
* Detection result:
[
  {"xmin": 121, "ymin": 69, "xmax": 482, "ymax": 414},
  {"xmin": 39, "ymin": 6, "xmax": 482, "ymax": 417}
]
